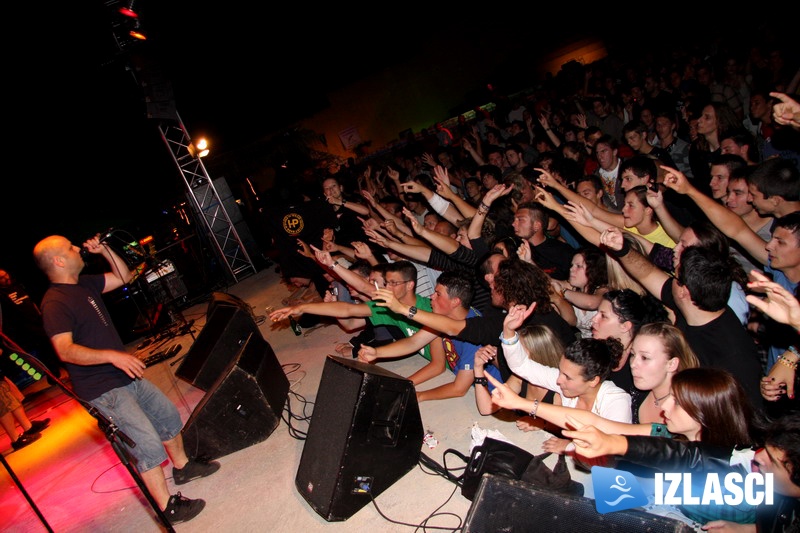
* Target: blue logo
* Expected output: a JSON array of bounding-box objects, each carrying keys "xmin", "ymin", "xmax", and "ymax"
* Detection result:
[{"xmin": 591, "ymin": 466, "xmax": 649, "ymax": 514}]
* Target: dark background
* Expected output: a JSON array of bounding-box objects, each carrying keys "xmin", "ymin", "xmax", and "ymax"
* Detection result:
[{"xmin": 3, "ymin": 5, "xmax": 793, "ymax": 301}]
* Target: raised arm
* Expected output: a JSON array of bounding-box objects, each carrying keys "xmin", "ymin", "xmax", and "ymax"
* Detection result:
[
  {"xmin": 311, "ymin": 244, "xmax": 376, "ymax": 299},
  {"xmin": 599, "ymin": 227, "xmax": 670, "ymax": 298},
  {"xmin": 536, "ymin": 168, "xmax": 624, "ymax": 228},
  {"xmin": 485, "ymin": 373, "xmax": 650, "ymax": 436},
  {"xmin": 82, "ymin": 235, "xmax": 134, "ymax": 292},
  {"xmin": 470, "ymin": 183, "xmax": 512, "ymax": 240},
  {"xmin": 646, "ymin": 186, "xmax": 684, "ymax": 242},
  {"xmin": 372, "ymin": 287, "xmax": 466, "ymax": 336},
  {"xmin": 661, "ymin": 165, "xmax": 768, "ymax": 265},
  {"xmin": 365, "ymin": 227, "xmax": 433, "ymax": 264},
  {"xmin": 433, "ymin": 166, "xmax": 475, "ymax": 220}
]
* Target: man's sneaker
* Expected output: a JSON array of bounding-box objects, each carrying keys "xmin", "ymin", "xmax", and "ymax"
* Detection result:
[
  {"xmin": 24, "ymin": 418, "xmax": 51, "ymax": 436},
  {"xmin": 163, "ymin": 492, "xmax": 205, "ymax": 524},
  {"xmin": 172, "ymin": 458, "xmax": 221, "ymax": 485},
  {"xmin": 11, "ymin": 432, "xmax": 41, "ymax": 451}
]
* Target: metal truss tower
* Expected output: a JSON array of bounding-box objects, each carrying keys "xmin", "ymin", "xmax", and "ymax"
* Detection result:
[
  {"xmin": 157, "ymin": 117, "xmax": 257, "ymax": 283},
  {"xmin": 104, "ymin": 0, "xmax": 256, "ymax": 284}
]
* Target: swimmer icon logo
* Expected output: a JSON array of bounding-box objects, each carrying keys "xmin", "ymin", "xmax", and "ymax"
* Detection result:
[{"xmin": 591, "ymin": 466, "xmax": 649, "ymax": 514}]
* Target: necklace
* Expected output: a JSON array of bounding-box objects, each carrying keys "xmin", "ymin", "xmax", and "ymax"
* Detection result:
[{"xmin": 653, "ymin": 391, "xmax": 671, "ymax": 407}]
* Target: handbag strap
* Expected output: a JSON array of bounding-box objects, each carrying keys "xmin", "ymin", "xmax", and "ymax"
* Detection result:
[{"xmin": 441, "ymin": 448, "xmax": 469, "ymax": 485}]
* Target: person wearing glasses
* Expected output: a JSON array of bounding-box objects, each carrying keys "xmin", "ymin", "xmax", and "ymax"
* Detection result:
[{"xmin": 269, "ymin": 260, "xmax": 435, "ymax": 363}]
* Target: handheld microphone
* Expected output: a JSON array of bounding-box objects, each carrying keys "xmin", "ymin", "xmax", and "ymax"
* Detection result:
[{"xmin": 98, "ymin": 228, "xmax": 115, "ymax": 243}]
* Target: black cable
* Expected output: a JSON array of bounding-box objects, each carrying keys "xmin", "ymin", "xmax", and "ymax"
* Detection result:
[
  {"xmin": 367, "ymin": 484, "xmax": 463, "ymax": 532},
  {"xmin": 281, "ymin": 391, "xmax": 312, "ymax": 440}
]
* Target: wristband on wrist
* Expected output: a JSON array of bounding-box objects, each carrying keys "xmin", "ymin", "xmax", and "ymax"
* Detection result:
[
  {"xmin": 473, "ymin": 377, "xmax": 489, "ymax": 386},
  {"xmin": 529, "ymin": 398, "xmax": 540, "ymax": 419},
  {"xmin": 499, "ymin": 332, "xmax": 519, "ymax": 346},
  {"xmin": 778, "ymin": 355, "xmax": 798, "ymax": 370},
  {"xmin": 608, "ymin": 239, "xmax": 631, "ymax": 258}
]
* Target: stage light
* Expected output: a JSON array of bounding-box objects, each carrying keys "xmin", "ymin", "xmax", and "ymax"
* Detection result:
[
  {"xmin": 118, "ymin": 0, "xmax": 139, "ymax": 18},
  {"xmin": 129, "ymin": 19, "xmax": 147, "ymax": 41},
  {"xmin": 188, "ymin": 138, "xmax": 210, "ymax": 158}
]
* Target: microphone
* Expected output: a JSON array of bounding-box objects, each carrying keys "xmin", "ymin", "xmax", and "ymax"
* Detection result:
[{"xmin": 98, "ymin": 228, "xmax": 115, "ymax": 243}]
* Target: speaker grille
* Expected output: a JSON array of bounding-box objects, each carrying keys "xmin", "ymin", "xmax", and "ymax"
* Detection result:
[
  {"xmin": 176, "ymin": 305, "xmax": 259, "ymax": 390},
  {"xmin": 464, "ymin": 474, "xmax": 694, "ymax": 532},
  {"xmin": 181, "ymin": 335, "xmax": 288, "ymax": 460},
  {"xmin": 295, "ymin": 356, "xmax": 424, "ymax": 521}
]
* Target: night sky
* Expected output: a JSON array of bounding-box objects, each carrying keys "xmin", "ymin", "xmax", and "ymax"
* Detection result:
[{"xmin": 3, "ymin": 5, "xmax": 791, "ymax": 295}]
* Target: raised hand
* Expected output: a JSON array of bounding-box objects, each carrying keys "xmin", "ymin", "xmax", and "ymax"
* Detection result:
[
  {"xmin": 386, "ymin": 166, "xmax": 401, "ymax": 183},
  {"xmin": 770, "ymin": 91, "xmax": 800, "ymax": 129},
  {"xmin": 484, "ymin": 373, "xmax": 524, "ymax": 411},
  {"xmin": 535, "ymin": 167, "xmax": 560, "ymax": 189},
  {"xmin": 599, "ymin": 226, "xmax": 625, "ymax": 251},
  {"xmin": 296, "ymin": 239, "xmax": 314, "ymax": 259},
  {"xmin": 562, "ymin": 201, "xmax": 593, "ymax": 227},
  {"xmin": 359, "ymin": 216, "xmax": 379, "ymax": 232},
  {"xmin": 309, "ymin": 244, "xmax": 333, "ymax": 267},
  {"xmin": 645, "ymin": 184, "xmax": 664, "ymax": 210},
  {"xmin": 400, "ymin": 181, "xmax": 425, "ymax": 194},
  {"xmin": 482, "ymin": 183, "xmax": 513, "ymax": 206},
  {"xmin": 561, "ymin": 416, "xmax": 624, "ymax": 459},
  {"xmin": 516, "ymin": 239, "xmax": 532, "ymax": 263},
  {"xmin": 364, "ymin": 228, "xmax": 389, "ymax": 248},
  {"xmin": 269, "ymin": 306, "xmax": 302, "ymax": 322},
  {"xmin": 422, "ymin": 152, "xmax": 437, "ymax": 168},
  {"xmin": 532, "ymin": 185, "xmax": 557, "ymax": 210},
  {"xmin": 746, "ymin": 269, "xmax": 800, "ymax": 329},
  {"xmin": 660, "ymin": 165, "xmax": 692, "ymax": 195},
  {"xmin": 372, "ymin": 287, "xmax": 403, "ymax": 314},
  {"xmin": 361, "ymin": 189, "xmax": 377, "ymax": 206},
  {"xmin": 402, "ymin": 208, "xmax": 424, "ymax": 235},
  {"xmin": 503, "ymin": 302, "xmax": 536, "ymax": 333},
  {"xmin": 352, "ymin": 241, "xmax": 374, "ymax": 260}
]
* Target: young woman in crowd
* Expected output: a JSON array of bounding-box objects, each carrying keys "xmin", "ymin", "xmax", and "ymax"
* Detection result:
[
  {"xmin": 472, "ymin": 324, "xmax": 563, "ymax": 433},
  {"xmin": 485, "ymin": 302, "xmax": 633, "ymax": 454},
  {"xmin": 486, "ymin": 366, "xmax": 758, "ymax": 526},
  {"xmin": 589, "ymin": 288, "xmax": 669, "ymax": 393},
  {"xmin": 550, "ymin": 247, "xmax": 609, "ymax": 338}
]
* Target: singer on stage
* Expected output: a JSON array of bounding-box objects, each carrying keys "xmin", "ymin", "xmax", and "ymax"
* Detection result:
[{"xmin": 33, "ymin": 234, "xmax": 219, "ymax": 525}]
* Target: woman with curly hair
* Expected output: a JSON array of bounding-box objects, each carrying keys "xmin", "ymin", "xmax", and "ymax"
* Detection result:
[
  {"xmin": 551, "ymin": 247, "xmax": 609, "ymax": 338},
  {"xmin": 590, "ymin": 288, "xmax": 669, "ymax": 393}
]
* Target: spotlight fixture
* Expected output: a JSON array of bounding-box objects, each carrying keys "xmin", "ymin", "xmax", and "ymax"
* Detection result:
[
  {"xmin": 118, "ymin": 0, "xmax": 139, "ymax": 18},
  {"xmin": 129, "ymin": 19, "xmax": 147, "ymax": 40},
  {"xmin": 188, "ymin": 138, "xmax": 210, "ymax": 158}
]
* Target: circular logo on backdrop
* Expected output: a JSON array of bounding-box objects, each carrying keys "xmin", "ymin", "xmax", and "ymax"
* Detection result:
[{"xmin": 282, "ymin": 213, "xmax": 304, "ymax": 235}]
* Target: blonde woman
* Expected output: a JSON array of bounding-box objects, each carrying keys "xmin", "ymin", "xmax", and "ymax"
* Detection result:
[{"xmin": 473, "ymin": 324, "xmax": 563, "ymax": 433}]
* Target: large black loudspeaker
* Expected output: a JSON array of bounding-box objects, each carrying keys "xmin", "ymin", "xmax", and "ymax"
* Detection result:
[
  {"xmin": 181, "ymin": 333, "xmax": 289, "ymax": 460},
  {"xmin": 176, "ymin": 305, "xmax": 258, "ymax": 391},
  {"xmin": 207, "ymin": 291, "xmax": 255, "ymax": 322},
  {"xmin": 464, "ymin": 474, "xmax": 693, "ymax": 532},
  {"xmin": 295, "ymin": 356, "xmax": 424, "ymax": 521}
]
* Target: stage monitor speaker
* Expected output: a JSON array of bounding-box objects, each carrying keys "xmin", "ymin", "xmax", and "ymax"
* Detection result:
[
  {"xmin": 464, "ymin": 474, "xmax": 694, "ymax": 533},
  {"xmin": 175, "ymin": 305, "xmax": 260, "ymax": 391},
  {"xmin": 295, "ymin": 355, "xmax": 424, "ymax": 522},
  {"xmin": 207, "ymin": 291, "xmax": 255, "ymax": 322},
  {"xmin": 181, "ymin": 333, "xmax": 289, "ymax": 461}
]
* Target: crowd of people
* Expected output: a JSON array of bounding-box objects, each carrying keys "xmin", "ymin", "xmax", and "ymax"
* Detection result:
[
  {"xmin": 265, "ymin": 33, "xmax": 800, "ymax": 532},
  {"xmin": 3, "ymin": 21, "xmax": 799, "ymax": 530}
]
